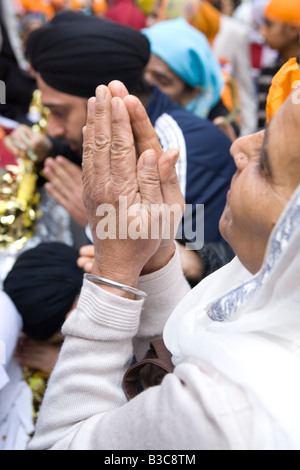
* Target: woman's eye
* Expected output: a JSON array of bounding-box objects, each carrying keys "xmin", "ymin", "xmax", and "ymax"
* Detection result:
[{"xmin": 258, "ymin": 146, "xmax": 271, "ymax": 178}]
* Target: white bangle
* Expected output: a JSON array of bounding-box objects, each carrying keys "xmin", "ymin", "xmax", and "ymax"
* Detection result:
[{"xmin": 84, "ymin": 273, "xmax": 148, "ymax": 299}]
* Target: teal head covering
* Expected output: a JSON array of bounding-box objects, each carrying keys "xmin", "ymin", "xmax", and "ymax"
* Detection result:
[{"xmin": 142, "ymin": 18, "xmax": 224, "ymax": 118}]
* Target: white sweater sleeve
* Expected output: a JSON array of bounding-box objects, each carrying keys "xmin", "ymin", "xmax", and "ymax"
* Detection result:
[
  {"xmin": 134, "ymin": 245, "xmax": 191, "ymax": 359},
  {"xmin": 28, "ymin": 249, "xmax": 252, "ymax": 451}
]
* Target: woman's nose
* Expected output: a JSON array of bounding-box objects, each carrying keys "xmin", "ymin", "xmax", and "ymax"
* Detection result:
[{"xmin": 230, "ymin": 136, "xmax": 250, "ymax": 172}]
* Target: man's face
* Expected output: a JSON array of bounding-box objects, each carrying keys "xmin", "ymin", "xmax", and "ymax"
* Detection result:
[
  {"xmin": 219, "ymin": 92, "xmax": 300, "ymax": 274},
  {"xmin": 37, "ymin": 75, "xmax": 88, "ymax": 155},
  {"xmin": 260, "ymin": 17, "xmax": 292, "ymax": 51},
  {"xmin": 144, "ymin": 54, "xmax": 190, "ymax": 105}
]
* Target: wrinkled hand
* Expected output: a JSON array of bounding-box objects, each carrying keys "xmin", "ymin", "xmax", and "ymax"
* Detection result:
[
  {"xmin": 43, "ymin": 156, "xmax": 88, "ymax": 227},
  {"xmin": 82, "ymin": 82, "xmax": 185, "ymax": 290},
  {"xmin": 4, "ymin": 124, "xmax": 53, "ymax": 163}
]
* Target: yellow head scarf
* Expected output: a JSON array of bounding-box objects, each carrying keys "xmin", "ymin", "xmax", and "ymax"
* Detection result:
[
  {"xmin": 266, "ymin": 58, "xmax": 300, "ymax": 122},
  {"xmin": 136, "ymin": 0, "xmax": 158, "ymax": 16}
]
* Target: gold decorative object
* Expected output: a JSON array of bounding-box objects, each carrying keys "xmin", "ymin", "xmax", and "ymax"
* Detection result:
[
  {"xmin": 0, "ymin": 90, "xmax": 49, "ymax": 251},
  {"xmin": 22, "ymin": 366, "xmax": 50, "ymax": 427},
  {"xmin": 30, "ymin": 89, "xmax": 50, "ymax": 136}
]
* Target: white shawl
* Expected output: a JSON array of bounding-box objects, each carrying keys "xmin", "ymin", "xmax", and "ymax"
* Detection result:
[{"xmin": 164, "ymin": 185, "xmax": 300, "ymax": 450}]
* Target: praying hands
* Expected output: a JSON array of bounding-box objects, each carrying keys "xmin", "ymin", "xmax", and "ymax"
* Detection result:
[
  {"xmin": 82, "ymin": 81, "xmax": 185, "ymax": 296},
  {"xmin": 43, "ymin": 156, "xmax": 88, "ymax": 228}
]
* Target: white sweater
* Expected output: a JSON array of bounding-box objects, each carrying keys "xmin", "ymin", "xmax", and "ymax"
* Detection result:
[{"xmin": 29, "ymin": 247, "xmax": 252, "ymax": 450}]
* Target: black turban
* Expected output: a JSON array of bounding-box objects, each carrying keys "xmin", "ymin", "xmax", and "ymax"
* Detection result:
[
  {"xmin": 26, "ymin": 11, "xmax": 151, "ymax": 98},
  {"xmin": 4, "ymin": 243, "xmax": 84, "ymax": 341}
]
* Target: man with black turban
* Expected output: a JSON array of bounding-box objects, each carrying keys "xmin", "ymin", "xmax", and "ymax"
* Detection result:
[
  {"xmin": 27, "ymin": 10, "xmax": 150, "ymax": 99},
  {"xmin": 4, "ymin": 242, "xmax": 83, "ymax": 342},
  {"xmin": 5, "ymin": 11, "xmax": 236, "ymax": 285}
]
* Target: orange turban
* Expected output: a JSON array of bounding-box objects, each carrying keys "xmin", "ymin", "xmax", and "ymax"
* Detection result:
[
  {"xmin": 192, "ymin": 1, "xmax": 221, "ymax": 44},
  {"xmin": 68, "ymin": 0, "xmax": 107, "ymax": 14},
  {"xmin": 93, "ymin": 0, "xmax": 107, "ymax": 15},
  {"xmin": 68, "ymin": 0, "xmax": 82, "ymax": 9},
  {"xmin": 50, "ymin": 0, "xmax": 65, "ymax": 9},
  {"xmin": 265, "ymin": 0, "xmax": 300, "ymax": 27},
  {"xmin": 157, "ymin": 0, "xmax": 220, "ymax": 44},
  {"xmin": 266, "ymin": 58, "xmax": 300, "ymax": 122},
  {"xmin": 19, "ymin": 0, "xmax": 54, "ymax": 18}
]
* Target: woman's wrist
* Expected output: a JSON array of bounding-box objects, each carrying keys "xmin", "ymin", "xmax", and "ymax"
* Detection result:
[
  {"xmin": 141, "ymin": 242, "xmax": 176, "ymax": 275},
  {"xmin": 89, "ymin": 242, "xmax": 176, "ymax": 298},
  {"xmin": 84, "ymin": 273, "xmax": 147, "ymax": 300},
  {"xmin": 91, "ymin": 260, "xmax": 141, "ymax": 300}
]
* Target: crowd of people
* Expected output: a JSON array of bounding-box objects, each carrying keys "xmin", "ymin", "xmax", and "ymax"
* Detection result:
[{"xmin": 0, "ymin": 0, "xmax": 300, "ymax": 451}]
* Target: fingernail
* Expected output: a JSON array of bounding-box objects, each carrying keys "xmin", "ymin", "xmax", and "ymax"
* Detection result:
[
  {"xmin": 143, "ymin": 152, "xmax": 157, "ymax": 169},
  {"xmin": 111, "ymin": 97, "xmax": 121, "ymax": 113},
  {"xmin": 96, "ymin": 86, "xmax": 106, "ymax": 102},
  {"xmin": 45, "ymin": 157, "xmax": 54, "ymax": 166},
  {"xmin": 171, "ymin": 149, "xmax": 180, "ymax": 164},
  {"xmin": 88, "ymin": 97, "xmax": 96, "ymax": 113}
]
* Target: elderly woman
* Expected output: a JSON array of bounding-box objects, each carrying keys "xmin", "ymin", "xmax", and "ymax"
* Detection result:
[{"xmin": 29, "ymin": 78, "xmax": 300, "ymax": 450}]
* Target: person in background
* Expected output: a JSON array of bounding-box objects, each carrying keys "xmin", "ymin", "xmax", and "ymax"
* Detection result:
[
  {"xmin": 4, "ymin": 243, "xmax": 83, "ymax": 348},
  {"xmin": 233, "ymin": 0, "xmax": 278, "ymax": 93},
  {"xmin": 145, "ymin": 0, "xmax": 257, "ymax": 136},
  {"xmin": 0, "ymin": 0, "xmax": 36, "ymax": 123},
  {"xmin": 67, "ymin": 0, "xmax": 107, "ymax": 15},
  {"xmin": 136, "ymin": 0, "xmax": 159, "ymax": 26},
  {"xmin": 15, "ymin": 0, "xmax": 59, "ymax": 19},
  {"xmin": 4, "ymin": 11, "xmax": 236, "ymax": 285},
  {"xmin": 257, "ymin": 0, "xmax": 300, "ymax": 130},
  {"xmin": 215, "ymin": 0, "xmax": 241, "ymax": 17},
  {"xmin": 104, "ymin": 0, "xmax": 146, "ymax": 30},
  {"xmin": 1, "ymin": 242, "xmax": 83, "ymax": 448},
  {"xmin": 195, "ymin": 0, "xmax": 257, "ymax": 135},
  {"xmin": 19, "ymin": 13, "xmax": 47, "ymax": 51},
  {"xmin": 143, "ymin": 18, "xmax": 239, "ymax": 140}
]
